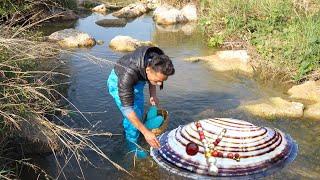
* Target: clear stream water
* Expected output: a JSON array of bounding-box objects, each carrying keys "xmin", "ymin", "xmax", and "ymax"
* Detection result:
[{"xmin": 28, "ymin": 10, "xmax": 320, "ymax": 180}]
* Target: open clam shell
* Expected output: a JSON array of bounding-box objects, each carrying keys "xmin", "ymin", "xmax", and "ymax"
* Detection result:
[{"xmin": 150, "ymin": 118, "xmax": 298, "ymax": 179}]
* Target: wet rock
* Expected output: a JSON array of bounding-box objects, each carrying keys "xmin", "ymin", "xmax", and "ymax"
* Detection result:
[
  {"xmin": 288, "ymin": 80, "xmax": 320, "ymax": 103},
  {"xmin": 48, "ymin": 29, "xmax": 96, "ymax": 48},
  {"xmin": 95, "ymin": 18, "xmax": 127, "ymax": 27},
  {"xmin": 180, "ymin": 4, "xmax": 198, "ymax": 21},
  {"xmin": 241, "ymin": 97, "xmax": 304, "ymax": 119},
  {"xmin": 92, "ymin": 4, "xmax": 107, "ymax": 13},
  {"xmin": 304, "ymin": 103, "xmax": 320, "ymax": 120},
  {"xmin": 184, "ymin": 50, "xmax": 253, "ymax": 75},
  {"xmin": 109, "ymin": 35, "xmax": 153, "ymax": 52},
  {"xmin": 112, "ymin": 2, "xmax": 149, "ymax": 19},
  {"xmin": 153, "ymin": 5, "xmax": 187, "ymax": 25}
]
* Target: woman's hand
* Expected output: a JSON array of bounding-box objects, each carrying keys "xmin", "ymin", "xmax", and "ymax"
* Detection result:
[
  {"xmin": 142, "ymin": 129, "xmax": 160, "ymax": 148},
  {"xmin": 150, "ymin": 96, "xmax": 159, "ymax": 106}
]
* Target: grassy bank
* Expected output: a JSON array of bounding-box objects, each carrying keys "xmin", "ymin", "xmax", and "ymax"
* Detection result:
[{"xmin": 197, "ymin": 0, "xmax": 320, "ymax": 82}]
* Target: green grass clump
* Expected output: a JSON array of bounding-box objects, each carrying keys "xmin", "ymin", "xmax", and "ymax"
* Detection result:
[{"xmin": 199, "ymin": 0, "xmax": 320, "ymax": 81}]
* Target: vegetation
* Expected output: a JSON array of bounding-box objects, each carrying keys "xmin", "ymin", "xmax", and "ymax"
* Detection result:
[{"xmin": 198, "ymin": 0, "xmax": 320, "ymax": 82}]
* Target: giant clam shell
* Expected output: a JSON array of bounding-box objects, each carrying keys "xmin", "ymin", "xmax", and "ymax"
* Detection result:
[{"xmin": 150, "ymin": 118, "xmax": 297, "ymax": 178}]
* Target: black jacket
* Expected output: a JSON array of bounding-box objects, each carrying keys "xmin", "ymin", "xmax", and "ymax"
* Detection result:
[{"xmin": 114, "ymin": 46, "xmax": 164, "ymax": 107}]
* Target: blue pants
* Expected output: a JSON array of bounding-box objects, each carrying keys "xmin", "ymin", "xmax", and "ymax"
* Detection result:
[{"xmin": 107, "ymin": 69, "xmax": 146, "ymax": 144}]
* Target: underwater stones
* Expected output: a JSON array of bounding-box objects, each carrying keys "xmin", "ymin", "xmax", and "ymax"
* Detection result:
[
  {"xmin": 48, "ymin": 29, "xmax": 96, "ymax": 48},
  {"xmin": 112, "ymin": 2, "xmax": 149, "ymax": 19},
  {"xmin": 288, "ymin": 80, "xmax": 320, "ymax": 103},
  {"xmin": 109, "ymin": 35, "xmax": 153, "ymax": 52},
  {"xmin": 184, "ymin": 50, "xmax": 254, "ymax": 75},
  {"xmin": 241, "ymin": 97, "xmax": 304, "ymax": 119},
  {"xmin": 151, "ymin": 118, "xmax": 297, "ymax": 178},
  {"xmin": 95, "ymin": 18, "xmax": 127, "ymax": 27}
]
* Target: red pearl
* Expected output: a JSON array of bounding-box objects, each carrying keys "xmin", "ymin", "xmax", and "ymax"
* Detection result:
[
  {"xmin": 215, "ymin": 138, "xmax": 221, "ymax": 144},
  {"xmin": 199, "ymin": 131, "xmax": 204, "ymax": 136},
  {"xmin": 227, "ymin": 153, "xmax": 234, "ymax": 159},
  {"xmin": 196, "ymin": 123, "xmax": 201, "ymax": 128},
  {"xmin": 186, "ymin": 142, "xmax": 199, "ymax": 156},
  {"xmin": 200, "ymin": 134, "xmax": 205, "ymax": 140},
  {"xmin": 235, "ymin": 153, "xmax": 240, "ymax": 159},
  {"xmin": 211, "ymin": 150, "xmax": 219, "ymax": 157},
  {"xmin": 218, "ymin": 151, "xmax": 223, "ymax": 157},
  {"xmin": 213, "ymin": 141, "xmax": 218, "ymax": 146}
]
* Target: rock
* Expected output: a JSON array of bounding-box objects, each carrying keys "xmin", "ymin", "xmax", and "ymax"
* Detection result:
[
  {"xmin": 184, "ymin": 50, "xmax": 253, "ymax": 75},
  {"xmin": 145, "ymin": 0, "xmax": 161, "ymax": 10},
  {"xmin": 180, "ymin": 4, "xmax": 197, "ymax": 21},
  {"xmin": 241, "ymin": 97, "xmax": 304, "ymax": 119},
  {"xmin": 304, "ymin": 103, "xmax": 320, "ymax": 120},
  {"xmin": 112, "ymin": 3, "xmax": 149, "ymax": 19},
  {"xmin": 48, "ymin": 29, "xmax": 96, "ymax": 48},
  {"xmin": 97, "ymin": 40, "xmax": 104, "ymax": 45},
  {"xmin": 95, "ymin": 18, "xmax": 127, "ymax": 27},
  {"xmin": 153, "ymin": 5, "xmax": 187, "ymax": 25},
  {"xmin": 58, "ymin": 10, "xmax": 79, "ymax": 21},
  {"xmin": 288, "ymin": 80, "xmax": 320, "ymax": 103},
  {"xmin": 109, "ymin": 35, "xmax": 153, "ymax": 52},
  {"xmin": 92, "ymin": 4, "xmax": 107, "ymax": 13},
  {"xmin": 155, "ymin": 22, "xmax": 196, "ymax": 35}
]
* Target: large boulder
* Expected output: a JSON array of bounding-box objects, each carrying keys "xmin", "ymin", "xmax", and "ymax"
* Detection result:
[
  {"xmin": 145, "ymin": 0, "xmax": 161, "ymax": 10},
  {"xmin": 241, "ymin": 97, "xmax": 304, "ymax": 119},
  {"xmin": 153, "ymin": 5, "xmax": 187, "ymax": 25},
  {"xmin": 304, "ymin": 103, "xmax": 320, "ymax": 120},
  {"xmin": 109, "ymin": 36, "xmax": 154, "ymax": 52},
  {"xmin": 92, "ymin": 4, "xmax": 107, "ymax": 13},
  {"xmin": 95, "ymin": 18, "xmax": 127, "ymax": 27},
  {"xmin": 184, "ymin": 50, "xmax": 254, "ymax": 75},
  {"xmin": 48, "ymin": 29, "xmax": 96, "ymax": 48},
  {"xmin": 180, "ymin": 4, "xmax": 197, "ymax": 21},
  {"xmin": 288, "ymin": 80, "xmax": 320, "ymax": 103},
  {"xmin": 155, "ymin": 22, "xmax": 196, "ymax": 35},
  {"xmin": 112, "ymin": 3, "xmax": 149, "ymax": 18}
]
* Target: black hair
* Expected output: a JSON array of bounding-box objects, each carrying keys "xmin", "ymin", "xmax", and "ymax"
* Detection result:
[{"xmin": 147, "ymin": 54, "xmax": 175, "ymax": 76}]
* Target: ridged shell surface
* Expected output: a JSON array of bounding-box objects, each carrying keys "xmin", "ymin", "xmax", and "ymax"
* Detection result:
[{"xmin": 150, "ymin": 118, "xmax": 297, "ymax": 178}]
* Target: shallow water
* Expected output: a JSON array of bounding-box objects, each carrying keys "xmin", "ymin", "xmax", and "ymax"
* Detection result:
[{"xmin": 30, "ymin": 11, "xmax": 320, "ymax": 180}]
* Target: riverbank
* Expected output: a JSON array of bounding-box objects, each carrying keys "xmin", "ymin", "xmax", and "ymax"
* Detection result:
[{"xmin": 196, "ymin": 0, "xmax": 320, "ymax": 83}]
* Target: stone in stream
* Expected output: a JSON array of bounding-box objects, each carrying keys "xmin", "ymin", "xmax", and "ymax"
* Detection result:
[
  {"xmin": 48, "ymin": 28, "xmax": 96, "ymax": 48},
  {"xmin": 153, "ymin": 4, "xmax": 197, "ymax": 25},
  {"xmin": 184, "ymin": 50, "xmax": 254, "ymax": 75},
  {"xmin": 240, "ymin": 97, "xmax": 304, "ymax": 119},
  {"xmin": 112, "ymin": 2, "xmax": 150, "ymax": 19},
  {"xmin": 304, "ymin": 103, "xmax": 320, "ymax": 120},
  {"xmin": 92, "ymin": 4, "xmax": 107, "ymax": 13},
  {"xmin": 287, "ymin": 80, "xmax": 320, "ymax": 103},
  {"xmin": 109, "ymin": 35, "xmax": 154, "ymax": 52},
  {"xmin": 155, "ymin": 22, "xmax": 196, "ymax": 35},
  {"xmin": 95, "ymin": 18, "xmax": 127, "ymax": 27}
]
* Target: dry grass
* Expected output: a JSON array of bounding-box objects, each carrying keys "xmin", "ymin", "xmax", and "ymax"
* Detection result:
[{"xmin": 0, "ymin": 15, "xmax": 129, "ymax": 180}]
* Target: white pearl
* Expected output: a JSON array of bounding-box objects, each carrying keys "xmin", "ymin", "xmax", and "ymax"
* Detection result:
[
  {"xmin": 208, "ymin": 164, "xmax": 218, "ymax": 175},
  {"xmin": 208, "ymin": 157, "xmax": 217, "ymax": 164},
  {"xmin": 198, "ymin": 127, "xmax": 203, "ymax": 131},
  {"xmin": 202, "ymin": 139, "xmax": 207, "ymax": 144}
]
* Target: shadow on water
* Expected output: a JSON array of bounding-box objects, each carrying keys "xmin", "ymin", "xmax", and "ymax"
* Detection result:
[{"xmin": 25, "ymin": 7, "xmax": 320, "ymax": 180}]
